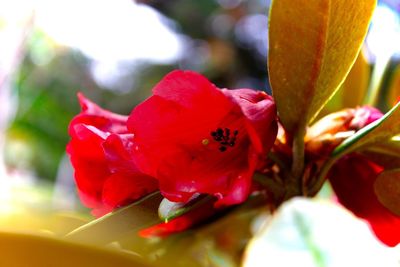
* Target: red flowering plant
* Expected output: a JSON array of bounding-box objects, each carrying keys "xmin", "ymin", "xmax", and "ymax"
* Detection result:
[{"xmin": 65, "ymin": 0, "xmax": 400, "ymax": 265}]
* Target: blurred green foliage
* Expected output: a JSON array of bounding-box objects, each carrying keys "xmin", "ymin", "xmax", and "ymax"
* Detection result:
[
  {"xmin": 4, "ymin": 0, "xmax": 397, "ymax": 184},
  {"xmin": 4, "ymin": 0, "xmax": 270, "ymax": 182}
]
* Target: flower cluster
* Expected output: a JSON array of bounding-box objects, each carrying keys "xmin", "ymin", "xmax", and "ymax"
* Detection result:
[
  {"xmin": 67, "ymin": 1, "xmax": 400, "ymax": 247},
  {"xmin": 67, "ymin": 70, "xmax": 278, "ymax": 225},
  {"xmin": 67, "ymin": 69, "xmax": 400, "ymax": 247}
]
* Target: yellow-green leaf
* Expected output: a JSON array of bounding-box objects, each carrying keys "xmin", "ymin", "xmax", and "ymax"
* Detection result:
[
  {"xmin": 387, "ymin": 64, "xmax": 400, "ymax": 107},
  {"xmin": 0, "ymin": 231, "xmax": 151, "ymax": 267},
  {"xmin": 268, "ymin": 0, "xmax": 376, "ymax": 133},
  {"xmin": 319, "ymin": 49, "xmax": 370, "ymax": 117},
  {"xmin": 340, "ymin": 49, "xmax": 371, "ymax": 108},
  {"xmin": 374, "ymin": 169, "xmax": 400, "ymax": 216}
]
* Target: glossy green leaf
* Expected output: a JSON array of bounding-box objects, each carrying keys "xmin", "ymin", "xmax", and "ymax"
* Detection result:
[
  {"xmin": 268, "ymin": 0, "xmax": 376, "ymax": 133},
  {"xmin": 243, "ymin": 198, "xmax": 397, "ymax": 267},
  {"xmin": 374, "ymin": 169, "xmax": 400, "ymax": 217},
  {"xmin": 333, "ymin": 101, "xmax": 400, "ymax": 157},
  {"xmin": 64, "ymin": 192, "xmax": 163, "ymax": 245}
]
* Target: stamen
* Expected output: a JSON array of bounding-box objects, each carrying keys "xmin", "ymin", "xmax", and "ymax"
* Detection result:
[{"xmin": 210, "ymin": 127, "xmax": 239, "ymax": 152}]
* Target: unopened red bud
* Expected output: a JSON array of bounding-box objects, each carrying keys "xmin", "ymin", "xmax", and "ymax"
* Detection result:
[{"xmin": 305, "ymin": 106, "xmax": 383, "ymax": 157}]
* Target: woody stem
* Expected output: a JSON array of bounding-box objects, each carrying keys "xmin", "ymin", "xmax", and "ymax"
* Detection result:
[{"xmin": 285, "ymin": 127, "xmax": 306, "ymax": 199}]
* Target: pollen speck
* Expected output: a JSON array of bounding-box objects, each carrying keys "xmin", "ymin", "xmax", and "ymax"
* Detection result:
[{"xmin": 202, "ymin": 139, "xmax": 210, "ymax": 145}]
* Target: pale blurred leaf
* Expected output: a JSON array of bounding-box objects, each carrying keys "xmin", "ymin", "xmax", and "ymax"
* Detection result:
[{"xmin": 243, "ymin": 198, "xmax": 397, "ymax": 267}]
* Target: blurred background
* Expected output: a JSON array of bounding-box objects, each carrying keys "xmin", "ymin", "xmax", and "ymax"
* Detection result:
[{"xmin": 0, "ymin": 0, "xmax": 399, "ymax": 219}]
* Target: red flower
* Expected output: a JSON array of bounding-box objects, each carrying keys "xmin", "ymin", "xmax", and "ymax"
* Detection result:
[
  {"xmin": 329, "ymin": 154, "xmax": 400, "ymax": 247},
  {"xmin": 128, "ymin": 70, "xmax": 277, "ymax": 207},
  {"xmin": 67, "ymin": 93, "xmax": 158, "ymax": 217}
]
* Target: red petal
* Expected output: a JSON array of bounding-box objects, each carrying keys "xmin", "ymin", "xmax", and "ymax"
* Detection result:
[
  {"xmin": 214, "ymin": 150, "xmax": 258, "ymax": 207},
  {"xmin": 329, "ymin": 154, "xmax": 400, "ymax": 246},
  {"xmin": 67, "ymin": 94, "xmax": 157, "ymax": 217},
  {"xmin": 102, "ymin": 172, "xmax": 158, "ymax": 211},
  {"xmin": 102, "ymin": 134, "xmax": 158, "ymax": 207},
  {"xmin": 129, "ymin": 94, "xmax": 251, "ymax": 204},
  {"xmin": 70, "ymin": 93, "xmax": 128, "ymax": 135},
  {"xmin": 152, "ymin": 70, "xmax": 230, "ymax": 110},
  {"xmin": 222, "ymin": 89, "xmax": 278, "ymax": 154},
  {"xmin": 67, "ymin": 124, "xmax": 109, "ymax": 210},
  {"xmin": 102, "ymin": 133, "xmax": 139, "ymax": 173}
]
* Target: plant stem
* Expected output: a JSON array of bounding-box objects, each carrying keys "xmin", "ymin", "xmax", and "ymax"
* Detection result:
[
  {"xmin": 285, "ymin": 127, "xmax": 306, "ymax": 198},
  {"xmin": 291, "ymin": 129, "xmax": 305, "ymax": 179},
  {"xmin": 268, "ymin": 151, "xmax": 289, "ymax": 172},
  {"xmin": 307, "ymin": 153, "xmax": 343, "ymax": 197}
]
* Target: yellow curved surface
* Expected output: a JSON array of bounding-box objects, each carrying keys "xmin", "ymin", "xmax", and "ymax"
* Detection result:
[
  {"xmin": 0, "ymin": 231, "xmax": 152, "ymax": 267},
  {"xmin": 268, "ymin": 0, "xmax": 376, "ymax": 133}
]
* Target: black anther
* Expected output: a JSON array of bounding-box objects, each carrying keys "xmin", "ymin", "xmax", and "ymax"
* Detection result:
[{"xmin": 210, "ymin": 127, "xmax": 239, "ymax": 152}]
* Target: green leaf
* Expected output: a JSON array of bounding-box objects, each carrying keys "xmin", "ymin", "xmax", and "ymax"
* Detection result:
[
  {"xmin": 243, "ymin": 198, "xmax": 397, "ymax": 267},
  {"xmin": 268, "ymin": 0, "xmax": 376, "ymax": 133},
  {"xmin": 374, "ymin": 169, "xmax": 400, "ymax": 216},
  {"xmin": 332, "ymin": 101, "xmax": 400, "ymax": 157},
  {"xmin": 64, "ymin": 192, "xmax": 163, "ymax": 245}
]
